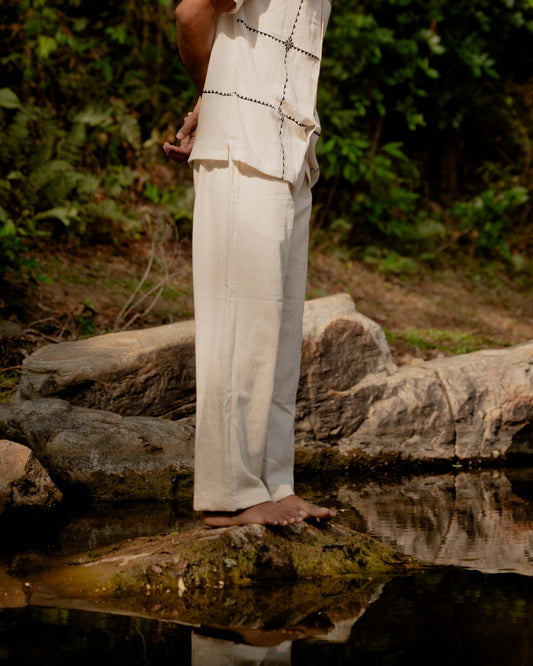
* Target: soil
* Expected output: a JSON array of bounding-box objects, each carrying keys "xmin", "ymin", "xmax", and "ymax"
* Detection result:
[{"xmin": 1, "ymin": 238, "xmax": 533, "ymax": 399}]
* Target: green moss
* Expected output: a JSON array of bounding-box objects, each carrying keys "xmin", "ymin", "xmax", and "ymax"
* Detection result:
[
  {"xmin": 384, "ymin": 326, "xmax": 511, "ymax": 355},
  {"xmin": 33, "ymin": 522, "xmax": 422, "ymax": 627},
  {"xmin": 75, "ymin": 469, "xmax": 194, "ymax": 501}
]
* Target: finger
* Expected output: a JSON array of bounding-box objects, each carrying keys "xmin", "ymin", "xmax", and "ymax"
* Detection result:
[
  {"xmin": 176, "ymin": 113, "xmax": 198, "ymax": 140},
  {"xmin": 163, "ymin": 142, "xmax": 190, "ymax": 162}
]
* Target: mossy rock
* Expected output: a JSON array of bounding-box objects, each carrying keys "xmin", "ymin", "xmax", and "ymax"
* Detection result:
[{"xmin": 30, "ymin": 521, "xmax": 420, "ymax": 626}]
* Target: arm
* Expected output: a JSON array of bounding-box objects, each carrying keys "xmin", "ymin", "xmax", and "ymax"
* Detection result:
[
  {"xmin": 164, "ymin": 0, "xmax": 235, "ymax": 162},
  {"xmin": 175, "ymin": 0, "xmax": 236, "ymax": 92}
]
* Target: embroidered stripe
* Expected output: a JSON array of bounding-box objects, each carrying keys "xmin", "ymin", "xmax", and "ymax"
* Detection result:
[{"xmin": 202, "ymin": 90, "xmax": 316, "ymax": 133}]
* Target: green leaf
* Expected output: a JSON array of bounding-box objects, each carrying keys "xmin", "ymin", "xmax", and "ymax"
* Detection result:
[
  {"xmin": 37, "ymin": 36, "xmax": 58, "ymax": 60},
  {"xmin": 34, "ymin": 206, "xmax": 79, "ymax": 226},
  {"xmin": 0, "ymin": 88, "xmax": 22, "ymax": 110}
]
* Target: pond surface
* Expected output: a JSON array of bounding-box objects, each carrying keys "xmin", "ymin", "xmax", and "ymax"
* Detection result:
[{"xmin": 1, "ymin": 467, "xmax": 532, "ymax": 665}]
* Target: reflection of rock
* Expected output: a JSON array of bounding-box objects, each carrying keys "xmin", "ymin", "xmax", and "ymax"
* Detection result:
[
  {"xmin": 30, "ymin": 573, "xmax": 385, "ymax": 635},
  {"xmin": 0, "ymin": 400, "xmax": 194, "ymax": 500},
  {"xmin": 292, "ymin": 570, "xmax": 533, "ymax": 665},
  {"xmin": 338, "ymin": 471, "xmax": 533, "ymax": 575},
  {"xmin": 315, "ymin": 581, "xmax": 385, "ymax": 643},
  {"xmin": 0, "ymin": 568, "xmax": 27, "ymax": 608},
  {"xmin": 28, "ymin": 522, "xmax": 414, "ymax": 625},
  {"xmin": 0, "ymin": 439, "xmax": 62, "ymax": 514},
  {"xmin": 170, "ymin": 576, "xmax": 382, "ymax": 631}
]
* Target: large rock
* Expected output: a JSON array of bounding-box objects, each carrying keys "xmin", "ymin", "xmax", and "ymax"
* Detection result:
[
  {"xmin": 428, "ymin": 345, "xmax": 533, "ymax": 458},
  {"xmin": 296, "ymin": 294, "xmax": 396, "ymax": 432},
  {"xmin": 297, "ymin": 363, "xmax": 455, "ymax": 458},
  {"xmin": 0, "ymin": 439, "xmax": 62, "ymax": 513},
  {"xmin": 0, "ymin": 400, "xmax": 194, "ymax": 500},
  {"xmin": 297, "ymin": 341, "xmax": 533, "ymax": 461},
  {"xmin": 12, "ymin": 293, "xmax": 533, "ymax": 463},
  {"xmin": 298, "ymin": 300, "xmax": 533, "ymax": 461},
  {"xmin": 18, "ymin": 295, "xmax": 395, "ymax": 422},
  {"xmin": 18, "ymin": 320, "xmax": 197, "ymax": 419}
]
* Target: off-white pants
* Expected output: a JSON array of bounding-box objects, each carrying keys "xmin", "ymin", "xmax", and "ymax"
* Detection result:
[{"xmin": 192, "ymin": 158, "xmax": 312, "ymax": 511}]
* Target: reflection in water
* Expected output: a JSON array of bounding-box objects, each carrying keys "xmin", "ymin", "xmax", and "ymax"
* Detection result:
[
  {"xmin": 1, "ymin": 468, "xmax": 533, "ymax": 664},
  {"xmin": 336, "ymin": 469, "xmax": 533, "ymax": 574},
  {"xmin": 292, "ymin": 570, "xmax": 533, "ymax": 666},
  {"xmin": 0, "ymin": 570, "xmax": 532, "ymax": 666},
  {"xmin": 0, "ymin": 499, "xmax": 197, "ymax": 561},
  {"xmin": 192, "ymin": 634, "xmax": 291, "ymax": 666},
  {"xmin": 3, "ymin": 469, "xmax": 531, "ymax": 576},
  {"xmin": 25, "ymin": 576, "xmax": 384, "ymax": 640}
]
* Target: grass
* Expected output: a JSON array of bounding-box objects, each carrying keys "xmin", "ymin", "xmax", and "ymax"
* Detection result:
[
  {"xmin": 0, "ymin": 371, "xmax": 20, "ymax": 404},
  {"xmin": 385, "ymin": 327, "xmax": 511, "ymax": 356}
]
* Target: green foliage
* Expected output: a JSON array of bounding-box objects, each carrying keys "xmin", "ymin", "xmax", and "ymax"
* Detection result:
[
  {"xmin": 0, "ymin": 96, "xmax": 139, "ymax": 271},
  {"xmin": 316, "ymin": 0, "xmax": 533, "ymax": 262},
  {"xmin": 1, "ymin": 0, "xmax": 533, "ymax": 276},
  {"xmin": 451, "ymin": 183, "xmax": 529, "ymax": 258},
  {"xmin": 0, "ymin": 0, "xmax": 193, "ymax": 277}
]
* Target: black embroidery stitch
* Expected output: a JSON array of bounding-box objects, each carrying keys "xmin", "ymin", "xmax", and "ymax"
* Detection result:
[
  {"xmin": 278, "ymin": 0, "xmax": 306, "ymax": 177},
  {"xmin": 203, "ymin": 89, "xmax": 277, "ymax": 112},
  {"xmin": 204, "ymin": 0, "xmax": 323, "ymax": 178},
  {"xmin": 236, "ymin": 19, "xmax": 319, "ymax": 61}
]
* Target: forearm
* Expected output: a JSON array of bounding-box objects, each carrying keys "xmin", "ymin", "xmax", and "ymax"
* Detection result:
[{"xmin": 175, "ymin": 0, "xmax": 235, "ymax": 92}]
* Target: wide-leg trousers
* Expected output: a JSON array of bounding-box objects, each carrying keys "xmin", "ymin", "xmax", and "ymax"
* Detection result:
[{"xmin": 192, "ymin": 158, "xmax": 312, "ymax": 511}]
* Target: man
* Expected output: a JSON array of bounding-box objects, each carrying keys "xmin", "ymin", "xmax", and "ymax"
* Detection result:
[{"xmin": 164, "ymin": 0, "xmax": 335, "ymax": 527}]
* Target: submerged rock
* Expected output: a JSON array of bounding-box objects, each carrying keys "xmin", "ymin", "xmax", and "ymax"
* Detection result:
[
  {"xmin": 0, "ymin": 568, "xmax": 27, "ymax": 609},
  {"xmin": 29, "ymin": 521, "xmax": 416, "ymax": 624},
  {"xmin": 0, "ymin": 400, "xmax": 194, "ymax": 500},
  {"xmin": 0, "ymin": 439, "xmax": 62, "ymax": 514}
]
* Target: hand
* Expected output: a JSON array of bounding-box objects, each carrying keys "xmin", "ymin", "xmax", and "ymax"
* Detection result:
[{"xmin": 163, "ymin": 98, "xmax": 201, "ymax": 163}]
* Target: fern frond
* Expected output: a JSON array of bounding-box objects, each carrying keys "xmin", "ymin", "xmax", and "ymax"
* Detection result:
[
  {"xmin": 87, "ymin": 199, "xmax": 135, "ymax": 225},
  {"xmin": 75, "ymin": 106, "xmax": 115, "ymax": 129},
  {"xmin": 57, "ymin": 122, "xmax": 87, "ymax": 164}
]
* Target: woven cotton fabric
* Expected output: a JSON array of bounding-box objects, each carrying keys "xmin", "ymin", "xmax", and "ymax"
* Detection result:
[
  {"xmin": 189, "ymin": 0, "xmax": 331, "ymax": 186},
  {"xmin": 192, "ymin": 159, "xmax": 312, "ymax": 511}
]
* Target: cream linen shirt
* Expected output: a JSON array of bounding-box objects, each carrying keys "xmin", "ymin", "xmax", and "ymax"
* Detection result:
[{"xmin": 189, "ymin": 0, "xmax": 331, "ymax": 186}]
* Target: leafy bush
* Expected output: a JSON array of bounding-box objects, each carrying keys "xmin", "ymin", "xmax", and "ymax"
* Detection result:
[
  {"xmin": 0, "ymin": 0, "xmax": 193, "ymax": 277},
  {"xmin": 1, "ymin": 0, "xmax": 533, "ymax": 276},
  {"xmin": 316, "ymin": 0, "xmax": 533, "ymax": 261}
]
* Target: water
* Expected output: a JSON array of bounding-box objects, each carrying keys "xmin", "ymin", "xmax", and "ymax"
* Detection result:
[{"xmin": 1, "ymin": 468, "xmax": 532, "ymax": 665}]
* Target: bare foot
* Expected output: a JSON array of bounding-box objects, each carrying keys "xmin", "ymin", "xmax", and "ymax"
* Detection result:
[
  {"xmin": 203, "ymin": 501, "xmax": 303, "ymax": 527},
  {"xmin": 277, "ymin": 495, "xmax": 336, "ymax": 520}
]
